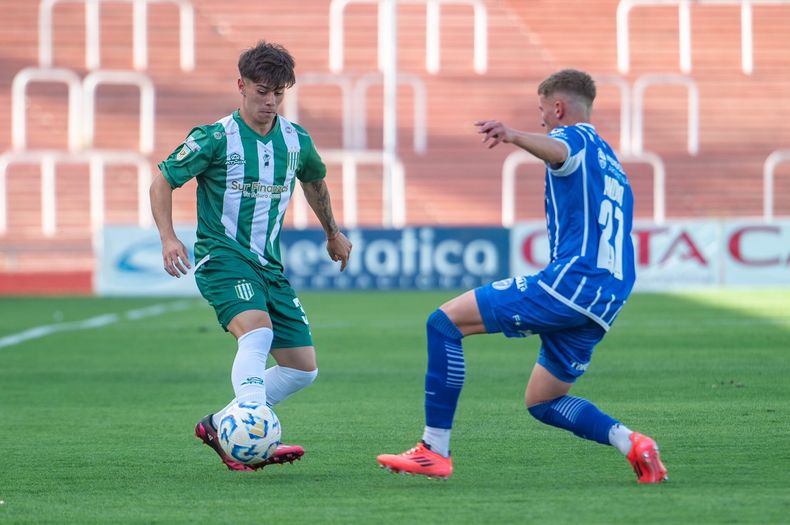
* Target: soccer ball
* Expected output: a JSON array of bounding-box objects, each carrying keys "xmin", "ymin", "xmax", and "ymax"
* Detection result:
[{"xmin": 217, "ymin": 401, "xmax": 281, "ymax": 465}]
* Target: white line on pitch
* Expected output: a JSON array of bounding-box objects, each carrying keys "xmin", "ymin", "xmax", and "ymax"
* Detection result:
[{"xmin": 0, "ymin": 300, "xmax": 196, "ymax": 349}]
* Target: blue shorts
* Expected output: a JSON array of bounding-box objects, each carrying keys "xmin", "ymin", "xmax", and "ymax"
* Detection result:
[{"xmin": 474, "ymin": 275, "xmax": 606, "ymax": 383}]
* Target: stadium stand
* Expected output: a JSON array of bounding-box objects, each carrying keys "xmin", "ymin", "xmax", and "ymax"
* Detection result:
[{"xmin": 1, "ymin": 0, "xmax": 789, "ymax": 292}]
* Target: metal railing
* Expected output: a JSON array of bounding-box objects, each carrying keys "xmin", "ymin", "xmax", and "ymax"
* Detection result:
[
  {"xmin": 632, "ymin": 74, "xmax": 699, "ymax": 156},
  {"xmin": 596, "ymin": 75, "xmax": 632, "ymax": 154},
  {"xmin": 11, "ymin": 68, "xmax": 83, "ymax": 152},
  {"xmin": 291, "ymin": 150, "xmax": 406, "ymax": 229},
  {"xmin": 12, "ymin": 68, "xmax": 156, "ymax": 153},
  {"xmin": 500, "ymin": 149, "xmax": 666, "ymax": 226},
  {"xmin": 617, "ymin": 0, "xmax": 790, "ymax": 75},
  {"xmin": 329, "ymin": 0, "xmax": 488, "ymax": 74},
  {"xmin": 39, "ymin": 0, "xmax": 195, "ymax": 71},
  {"xmin": 763, "ymin": 149, "xmax": 790, "ymax": 221},
  {"xmin": 352, "ymin": 73, "xmax": 427, "ymax": 153},
  {"xmin": 284, "ymin": 74, "xmax": 356, "ymax": 149},
  {"xmin": 0, "ymin": 150, "xmax": 152, "ymax": 236},
  {"xmin": 619, "ymin": 151, "xmax": 667, "ymax": 224},
  {"xmin": 284, "ymin": 73, "xmax": 427, "ymax": 154},
  {"xmin": 82, "ymin": 70, "xmax": 156, "ymax": 153}
]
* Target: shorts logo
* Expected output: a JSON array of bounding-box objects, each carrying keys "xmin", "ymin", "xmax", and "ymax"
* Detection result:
[
  {"xmin": 571, "ymin": 361, "xmax": 589, "ymax": 372},
  {"xmin": 234, "ymin": 280, "xmax": 254, "ymax": 301},
  {"xmin": 492, "ymin": 278, "xmax": 513, "ymax": 291}
]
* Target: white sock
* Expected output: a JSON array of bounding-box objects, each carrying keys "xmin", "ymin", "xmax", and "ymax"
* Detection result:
[
  {"xmin": 265, "ymin": 366, "xmax": 318, "ymax": 406},
  {"xmin": 231, "ymin": 327, "xmax": 273, "ymax": 405},
  {"xmin": 608, "ymin": 423, "xmax": 634, "ymax": 455},
  {"xmin": 422, "ymin": 426, "xmax": 452, "ymax": 457},
  {"xmin": 211, "ymin": 367, "xmax": 317, "ymax": 426},
  {"xmin": 212, "ymin": 399, "xmax": 236, "ymax": 428}
]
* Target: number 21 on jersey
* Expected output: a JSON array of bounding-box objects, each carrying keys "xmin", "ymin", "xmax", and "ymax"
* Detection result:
[{"xmin": 597, "ymin": 175, "xmax": 626, "ymax": 280}]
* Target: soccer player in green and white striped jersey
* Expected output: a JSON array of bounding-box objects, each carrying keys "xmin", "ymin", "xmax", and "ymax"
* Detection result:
[{"xmin": 150, "ymin": 41, "xmax": 352, "ymax": 471}]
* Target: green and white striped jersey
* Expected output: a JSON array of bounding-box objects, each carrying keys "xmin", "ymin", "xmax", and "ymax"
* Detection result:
[{"xmin": 159, "ymin": 110, "xmax": 326, "ymax": 273}]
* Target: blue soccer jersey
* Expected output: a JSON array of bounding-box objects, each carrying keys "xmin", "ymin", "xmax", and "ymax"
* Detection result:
[{"xmin": 535, "ymin": 123, "xmax": 636, "ymax": 331}]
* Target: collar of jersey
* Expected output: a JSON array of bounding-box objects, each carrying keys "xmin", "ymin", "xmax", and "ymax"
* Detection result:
[{"xmin": 233, "ymin": 109, "xmax": 281, "ymax": 140}]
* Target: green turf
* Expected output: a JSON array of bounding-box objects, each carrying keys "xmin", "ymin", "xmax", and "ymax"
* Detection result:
[{"xmin": 1, "ymin": 291, "xmax": 789, "ymax": 524}]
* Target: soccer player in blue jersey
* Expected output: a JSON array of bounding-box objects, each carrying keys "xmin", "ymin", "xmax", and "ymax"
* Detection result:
[
  {"xmin": 151, "ymin": 41, "xmax": 352, "ymax": 471},
  {"xmin": 377, "ymin": 69, "xmax": 667, "ymax": 483}
]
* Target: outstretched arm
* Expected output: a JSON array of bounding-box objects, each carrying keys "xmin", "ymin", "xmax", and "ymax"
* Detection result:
[
  {"xmin": 301, "ymin": 178, "xmax": 352, "ymax": 272},
  {"xmin": 150, "ymin": 172, "xmax": 191, "ymax": 277},
  {"xmin": 474, "ymin": 120, "xmax": 568, "ymax": 166}
]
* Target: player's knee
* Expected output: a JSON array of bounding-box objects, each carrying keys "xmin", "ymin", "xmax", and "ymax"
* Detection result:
[
  {"xmin": 426, "ymin": 309, "xmax": 463, "ymax": 339},
  {"xmin": 291, "ymin": 368, "xmax": 318, "ymax": 390},
  {"xmin": 527, "ymin": 401, "xmax": 551, "ymax": 422}
]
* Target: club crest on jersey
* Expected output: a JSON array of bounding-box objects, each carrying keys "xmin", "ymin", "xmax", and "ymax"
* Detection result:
[
  {"xmin": 226, "ymin": 152, "xmax": 245, "ymax": 166},
  {"xmin": 286, "ymin": 150, "xmax": 300, "ymax": 174},
  {"xmin": 234, "ymin": 280, "xmax": 254, "ymax": 301},
  {"xmin": 598, "ymin": 148, "xmax": 607, "ymax": 170}
]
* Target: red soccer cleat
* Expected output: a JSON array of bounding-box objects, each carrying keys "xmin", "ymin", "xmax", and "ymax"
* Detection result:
[
  {"xmin": 251, "ymin": 444, "xmax": 304, "ymax": 469},
  {"xmin": 195, "ymin": 414, "xmax": 254, "ymax": 471},
  {"xmin": 377, "ymin": 441, "xmax": 453, "ymax": 479},
  {"xmin": 627, "ymin": 432, "xmax": 668, "ymax": 484}
]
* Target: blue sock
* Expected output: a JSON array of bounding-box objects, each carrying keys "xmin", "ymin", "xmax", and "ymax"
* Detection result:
[
  {"xmin": 528, "ymin": 396, "xmax": 619, "ymax": 445},
  {"xmin": 424, "ymin": 309, "xmax": 464, "ymax": 429}
]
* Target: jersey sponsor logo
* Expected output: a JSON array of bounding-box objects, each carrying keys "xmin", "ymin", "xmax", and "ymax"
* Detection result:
[
  {"xmin": 234, "ymin": 280, "xmax": 255, "ymax": 301},
  {"xmin": 226, "ymin": 152, "xmax": 245, "ymax": 165},
  {"xmin": 230, "ymin": 180, "xmax": 289, "ymax": 199}
]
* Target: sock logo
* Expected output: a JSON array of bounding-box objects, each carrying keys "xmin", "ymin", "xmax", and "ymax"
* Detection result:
[
  {"xmin": 235, "ymin": 280, "xmax": 254, "ymax": 301},
  {"xmin": 241, "ymin": 376, "xmax": 264, "ymax": 386}
]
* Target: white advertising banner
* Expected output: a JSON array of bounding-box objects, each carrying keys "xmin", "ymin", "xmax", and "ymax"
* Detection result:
[
  {"xmin": 723, "ymin": 220, "xmax": 790, "ymax": 286},
  {"xmin": 96, "ymin": 226, "xmax": 199, "ymax": 296},
  {"xmin": 511, "ymin": 219, "xmax": 790, "ymax": 290}
]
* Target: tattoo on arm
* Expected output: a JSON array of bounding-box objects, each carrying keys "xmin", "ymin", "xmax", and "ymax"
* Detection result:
[{"xmin": 303, "ymin": 179, "xmax": 338, "ymax": 235}]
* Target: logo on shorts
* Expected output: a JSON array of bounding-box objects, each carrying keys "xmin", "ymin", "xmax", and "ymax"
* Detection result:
[
  {"xmin": 234, "ymin": 280, "xmax": 254, "ymax": 301},
  {"xmin": 492, "ymin": 278, "xmax": 513, "ymax": 290},
  {"xmin": 571, "ymin": 361, "xmax": 589, "ymax": 372}
]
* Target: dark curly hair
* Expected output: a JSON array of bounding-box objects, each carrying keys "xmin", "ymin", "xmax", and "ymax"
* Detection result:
[{"xmin": 238, "ymin": 41, "xmax": 296, "ymax": 88}]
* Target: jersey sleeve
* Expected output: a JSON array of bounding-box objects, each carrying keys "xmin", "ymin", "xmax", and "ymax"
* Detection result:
[
  {"xmin": 294, "ymin": 127, "xmax": 327, "ymax": 183},
  {"xmin": 158, "ymin": 126, "xmax": 216, "ymax": 188},
  {"xmin": 547, "ymin": 126, "xmax": 584, "ymax": 177}
]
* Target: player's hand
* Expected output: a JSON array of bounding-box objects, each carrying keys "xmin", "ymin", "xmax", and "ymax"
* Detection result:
[
  {"xmin": 161, "ymin": 236, "xmax": 191, "ymax": 277},
  {"xmin": 326, "ymin": 232, "xmax": 352, "ymax": 272},
  {"xmin": 475, "ymin": 120, "xmax": 514, "ymax": 149}
]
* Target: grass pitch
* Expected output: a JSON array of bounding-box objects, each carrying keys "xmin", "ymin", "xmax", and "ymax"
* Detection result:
[{"xmin": 1, "ymin": 290, "xmax": 789, "ymax": 524}]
